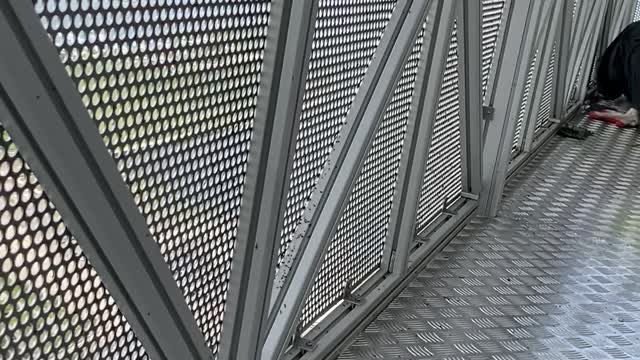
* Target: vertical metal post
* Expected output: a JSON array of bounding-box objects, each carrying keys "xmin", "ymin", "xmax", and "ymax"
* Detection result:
[
  {"xmin": 0, "ymin": 2, "xmax": 212, "ymax": 359},
  {"xmin": 522, "ymin": 1, "xmax": 562, "ymax": 152},
  {"xmin": 513, "ymin": 0, "xmax": 554, "ymax": 155},
  {"xmin": 479, "ymin": 0, "xmax": 543, "ymax": 217},
  {"xmin": 457, "ymin": 0, "xmax": 483, "ymax": 197},
  {"xmin": 483, "ymin": 0, "xmax": 513, "ymax": 110},
  {"xmin": 588, "ymin": 0, "xmax": 614, "ymax": 84},
  {"xmin": 600, "ymin": 0, "xmax": 618, "ymax": 48},
  {"xmin": 564, "ymin": 0, "xmax": 596, "ymax": 108},
  {"xmin": 262, "ymin": 1, "xmax": 433, "ymax": 358},
  {"xmin": 383, "ymin": 0, "xmax": 457, "ymax": 275},
  {"xmin": 218, "ymin": 0, "xmax": 317, "ymax": 359},
  {"xmin": 609, "ymin": 0, "xmax": 635, "ymax": 40},
  {"xmin": 552, "ymin": 0, "xmax": 577, "ymax": 118},
  {"xmin": 576, "ymin": 1, "xmax": 608, "ymax": 101}
]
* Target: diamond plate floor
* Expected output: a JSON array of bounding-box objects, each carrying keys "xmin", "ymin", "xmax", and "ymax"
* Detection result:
[{"xmin": 339, "ymin": 122, "xmax": 640, "ymax": 360}]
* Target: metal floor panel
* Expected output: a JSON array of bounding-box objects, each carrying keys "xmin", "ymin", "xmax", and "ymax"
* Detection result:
[{"xmin": 339, "ymin": 122, "xmax": 640, "ymax": 360}]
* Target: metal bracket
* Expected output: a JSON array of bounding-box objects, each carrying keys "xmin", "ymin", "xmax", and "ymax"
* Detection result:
[
  {"xmin": 461, "ymin": 192, "xmax": 480, "ymax": 201},
  {"xmin": 442, "ymin": 197, "xmax": 457, "ymax": 216},
  {"xmin": 415, "ymin": 234, "xmax": 431, "ymax": 244},
  {"xmin": 483, "ymin": 105, "xmax": 495, "ymax": 121},
  {"xmin": 343, "ymin": 279, "xmax": 363, "ymax": 307},
  {"xmin": 388, "ymin": 250, "xmax": 397, "ymax": 272},
  {"xmin": 292, "ymin": 323, "xmax": 316, "ymax": 353}
]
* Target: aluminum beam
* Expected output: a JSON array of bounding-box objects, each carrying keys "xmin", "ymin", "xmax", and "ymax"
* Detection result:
[
  {"xmin": 576, "ymin": 1, "xmax": 608, "ymax": 102},
  {"xmin": 262, "ymin": 1, "xmax": 433, "ymax": 358},
  {"xmin": 609, "ymin": 0, "xmax": 635, "ymax": 42},
  {"xmin": 218, "ymin": 0, "xmax": 318, "ymax": 359},
  {"xmin": 552, "ymin": 0, "xmax": 577, "ymax": 118},
  {"xmin": 564, "ymin": 0, "xmax": 598, "ymax": 108},
  {"xmin": 512, "ymin": 0, "xmax": 554, "ymax": 155},
  {"xmin": 0, "ymin": 2, "xmax": 212, "ymax": 359},
  {"xmin": 458, "ymin": 0, "xmax": 484, "ymax": 197},
  {"xmin": 522, "ymin": 1, "xmax": 563, "ymax": 153},
  {"xmin": 383, "ymin": 0, "xmax": 457, "ymax": 275},
  {"xmin": 276, "ymin": 4, "xmax": 458, "ymax": 358},
  {"xmin": 479, "ymin": 0, "xmax": 544, "ymax": 217},
  {"xmin": 483, "ymin": 0, "xmax": 513, "ymax": 109}
]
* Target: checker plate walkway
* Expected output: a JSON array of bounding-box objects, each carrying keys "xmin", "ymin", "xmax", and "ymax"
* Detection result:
[{"xmin": 339, "ymin": 122, "xmax": 640, "ymax": 360}]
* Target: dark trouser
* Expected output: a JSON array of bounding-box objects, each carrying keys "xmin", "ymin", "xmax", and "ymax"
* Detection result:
[
  {"xmin": 626, "ymin": 51, "xmax": 640, "ymax": 110},
  {"xmin": 597, "ymin": 50, "xmax": 640, "ymax": 110}
]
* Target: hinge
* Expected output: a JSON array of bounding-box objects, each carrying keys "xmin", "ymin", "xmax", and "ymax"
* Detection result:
[
  {"xmin": 483, "ymin": 105, "xmax": 495, "ymax": 121},
  {"xmin": 292, "ymin": 322, "xmax": 316, "ymax": 352},
  {"xmin": 343, "ymin": 279, "xmax": 362, "ymax": 307}
]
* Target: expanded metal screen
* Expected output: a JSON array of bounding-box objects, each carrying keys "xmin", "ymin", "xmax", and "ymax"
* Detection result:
[
  {"xmin": 301, "ymin": 22, "xmax": 427, "ymax": 330},
  {"xmin": 635, "ymin": 0, "xmax": 640, "ymax": 21},
  {"xmin": 278, "ymin": 0, "xmax": 397, "ymax": 264},
  {"xmin": 33, "ymin": 0, "xmax": 272, "ymax": 354},
  {"xmin": 512, "ymin": 50, "xmax": 538, "ymax": 155},
  {"xmin": 481, "ymin": 0, "xmax": 506, "ymax": 99},
  {"xmin": 415, "ymin": 24, "xmax": 462, "ymax": 231},
  {"xmin": 535, "ymin": 43, "xmax": 557, "ymax": 137},
  {"xmin": 0, "ymin": 124, "xmax": 147, "ymax": 359}
]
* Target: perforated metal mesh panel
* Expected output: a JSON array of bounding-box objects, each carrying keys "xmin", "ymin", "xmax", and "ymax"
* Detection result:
[
  {"xmin": 33, "ymin": 0, "xmax": 272, "ymax": 354},
  {"xmin": 481, "ymin": 0, "xmax": 505, "ymax": 99},
  {"xmin": 535, "ymin": 43, "xmax": 557, "ymax": 137},
  {"xmin": 0, "ymin": 124, "xmax": 147, "ymax": 360},
  {"xmin": 512, "ymin": 50, "xmax": 538, "ymax": 155},
  {"xmin": 635, "ymin": 0, "xmax": 640, "ymax": 21},
  {"xmin": 278, "ymin": 0, "xmax": 397, "ymax": 264},
  {"xmin": 415, "ymin": 24, "xmax": 462, "ymax": 232},
  {"xmin": 300, "ymin": 22, "xmax": 427, "ymax": 330}
]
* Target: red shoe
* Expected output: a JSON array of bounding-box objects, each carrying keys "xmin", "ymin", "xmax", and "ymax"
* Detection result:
[{"xmin": 588, "ymin": 110, "xmax": 629, "ymax": 128}]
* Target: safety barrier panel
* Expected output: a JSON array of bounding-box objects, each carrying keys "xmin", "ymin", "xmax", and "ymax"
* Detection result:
[{"xmin": 0, "ymin": 1, "xmax": 635, "ymax": 360}]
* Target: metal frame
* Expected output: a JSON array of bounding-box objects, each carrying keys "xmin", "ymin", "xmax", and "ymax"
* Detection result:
[
  {"xmin": 218, "ymin": 0, "xmax": 318, "ymax": 359},
  {"xmin": 522, "ymin": 1, "xmax": 564, "ymax": 153},
  {"xmin": 306, "ymin": 199, "xmax": 477, "ymax": 360},
  {"xmin": 483, "ymin": 0, "xmax": 513, "ymax": 110},
  {"xmin": 262, "ymin": 1, "xmax": 434, "ymax": 358},
  {"xmin": 0, "ymin": 2, "xmax": 212, "ymax": 359},
  {"xmin": 385, "ymin": 0, "xmax": 458, "ymax": 276},
  {"xmin": 458, "ymin": 0, "xmax": 484, "ymax": 198},
  {"xmin": 278, "ymin": 3, "xmax": 461, "ymax": 358},
  {"xmin": 575, "ymin": 1, "xmax": 608, "ymax": 102},
  {"xmin": 511, "ymin": 0, "xmax": 555, "ymax": 157},
  {"xmin": 2, "ymin": 1, "xmax": 637, "ymax": 360},
  {"xmin": 479, "ymin": 0, "xmax": 544, "ymax": 217},
  {"xmin": 564, "ymin": 1, "xmax": 595, "ymax": 105},
  {"xmin": 552, "ymin": 0, "xmax": 576, "ymax": 118},
  {"xmin": 564, "ymin": 1, "xmax": 599, "ymax": 107},
  {"xmin": 608, "ymin": 0, "xmax": 636, "ymax": 42}
]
